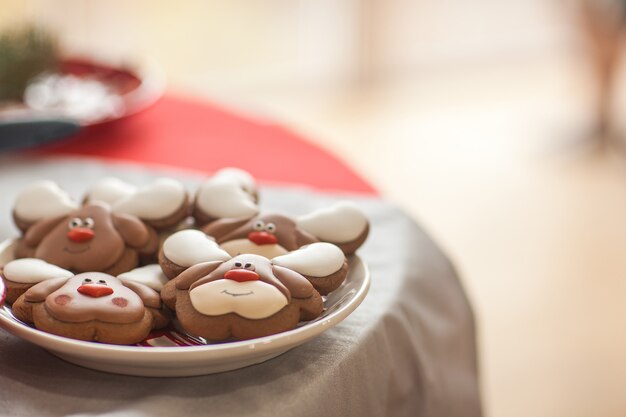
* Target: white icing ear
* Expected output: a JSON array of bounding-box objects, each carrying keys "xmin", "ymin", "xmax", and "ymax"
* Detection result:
[
  {"xmin": 163, "ymin": 229, "xmax": 231, "ymax": 267},
  {"xmin": 195, "ymin": 168, "xmax": 258, "ymax": 219},
  {"xmin": 3, "ymin": 258, "xmax": 74, "ymax": 284},
  {"xmin": 272, "ymin": 242, "xmax": 345, "ymax": 277},
  {"xmin": 297, "ymin": 202, "xmax": 368, "ymax": 244},
  {"xmin": 117, "ymin": 264, "xmax": 169, "ymax": 292},
  {"xmin": 86, "ymin": 177, "xmax": 137, "ymax": 206},
  {"xmin": 212, "ymin": 168, "xmax": 256, "ymax": 195},
  {"xmin": 14, "ymin": 181, "xmax": 78, "ymax": 222},
  {"xmin": 111, "ymin": 178, "xmax": 187, "ymax": 220}
]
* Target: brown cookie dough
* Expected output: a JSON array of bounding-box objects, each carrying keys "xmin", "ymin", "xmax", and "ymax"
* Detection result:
[
  {"xmin": 158, "ymin": 248, "xmax": 186, "ymax": 280},
  {"xmin": 304, "ymin": 260, "xmax": 349, "ymax": 295},
  {"xmin": 142, "ymin": 195, "xmax": 192, "ymax": 230},
  {"xmin": 3, "ymin": 280, "xmax": 33, "ymax": 305}
]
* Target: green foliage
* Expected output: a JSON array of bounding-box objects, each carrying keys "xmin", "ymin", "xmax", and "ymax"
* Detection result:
[{"xmin": 0, "ymin": 26, "xmax": 58, "ymax": 102}]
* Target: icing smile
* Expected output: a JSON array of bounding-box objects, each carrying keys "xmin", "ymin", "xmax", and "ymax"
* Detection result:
[
  {"xmin": 221, "ymin": 289, "xmax": 254, "ymax": 297},
  {"xmin": 63, "ymin": 246, "xmax": 90, "ymax": 254}
]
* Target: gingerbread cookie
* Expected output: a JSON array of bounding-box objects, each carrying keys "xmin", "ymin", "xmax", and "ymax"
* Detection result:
[
  {"xmin": 85, "ymin": 177, "xmax": 191, "ymax": 230},
  {"xmin": 14, "ymin": 201, "xmax": 159, "ymax": 276},
  {"xmin": 12, "ymin": 273, "xmax": 169, "ymax": 345},
  {"xmin": 160, "ymin": 229, "xmax": 348, "ymax": 294},
  {"xmin": 161, "ymin": 254, "xmax": 324, "ymax": 341},
  {"xmin": 192, "ymin": 168, "xmax": 259, "ymax": 227},
  {"xmin": 1, "ymin": 258, "xmax": 73, "ymax": 304}
]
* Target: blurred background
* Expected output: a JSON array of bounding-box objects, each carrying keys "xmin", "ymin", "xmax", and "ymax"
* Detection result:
[{"xmin": 2, "ymin": 1, "xmax": 626, "ymax": 416}]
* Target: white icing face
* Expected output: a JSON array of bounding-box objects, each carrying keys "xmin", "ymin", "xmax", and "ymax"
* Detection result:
[
  {"xmin": 86, "ymin": 177, "xmax": 137, "ymax": 206},
  {"xmin": 3, "ymin": 258, "xmax": 74, "ymax": 284},
  {"xmin": 272, "ymin": 242, "xmax": 345, "ymax": 277},
  {"xmin": 14, "ymin": 181, "xmax": 78, "ymax": 222},
  {"xmin": 220, "ymin": 239, "xmax": 288, "ymax": 259},
  {"xmin": 297, "ymin": 201, "xmax": 368, "ymax": 243},
  {"xmin": 163, "ymin": 230, "xmax": 231, "ymax": 267},
  {"xmin": 196, "ymin": 171, "xmax": 258, "ymax": 219},
  {"xmin": 45, "ymin": 274, "xmax": 146, "ymax": 324},
  {"xmin": 189, "ymin": 279, "xmax": 288, "ymax": 319},
  {"xmin": 112, "ymin": 178, "xmax": 187, "ymax": 220},
  {"xmin": 117, "ymin": 264, "xmax": 169, "ymax": 291}
]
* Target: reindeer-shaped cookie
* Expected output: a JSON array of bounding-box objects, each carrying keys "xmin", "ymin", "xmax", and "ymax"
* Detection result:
[
  {"xmin": 161, "ymin": 252, "xmax": 329, "ymax": 341},
  {"xmin": 159, "ymin": 230, "xmax": 348, "ymax": 294},
  {"xmin": 201, "ymin": 201, "xmax": 369, "ymax": 259},
  {"xmin": 11, "ymin": 178, "xmax": 195, "ymax": 275},
  {"xmin": 14, "ymin": 201, "xmax": 159, "ymax": 276},
  {"xmin": 12, "ymin": 273, "xmax": 169, "ymax": 345}
]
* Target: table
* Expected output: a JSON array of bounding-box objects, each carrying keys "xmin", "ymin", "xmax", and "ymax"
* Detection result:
[
  {"xmin": 0, "ymin": 96, "xmax": 481, "ymax": 417},
  {"xmin": 30, "ymin": 94, "xmax": 376, "ymax": 195}
]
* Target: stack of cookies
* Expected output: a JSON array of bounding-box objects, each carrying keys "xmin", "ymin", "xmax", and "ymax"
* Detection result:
[{"xmin": 1, "ymin": 168, "xmax": 369, "ymax": 345}]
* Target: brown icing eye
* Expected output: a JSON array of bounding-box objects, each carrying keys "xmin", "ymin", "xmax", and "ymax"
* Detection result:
[
  {"xmin": 253, "ymin": 220, "xmax": 265, "ymax": 231},
  {"xmin": 84, "ymin": 217, "xmax": 95, "ymax": 229},
  {"xmin": 234, "ymin": 262, "xmax": 243, "ymax": 268},
  {"xmin": 83, "ymin": 278, "xmax": 92, "ymax": 283},
  {"xmin": 244, "ymin": 262, "xmax": 255, "ymax": 271},
  {"xmin": 68, "ymin": 218, "xmax": 83, "ymax": 229},
  {"xmin": 265, "ymin": 223, "xmax": 276, "ymax": 233},
  {"xmin": 98, "ymin": 279, "xmax": 107, "ymax": 285}
]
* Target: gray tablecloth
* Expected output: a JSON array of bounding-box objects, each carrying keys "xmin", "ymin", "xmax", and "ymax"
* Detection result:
[{"xmin": 0, "ymin": 156, "xmax": 481, "ymax": 417}]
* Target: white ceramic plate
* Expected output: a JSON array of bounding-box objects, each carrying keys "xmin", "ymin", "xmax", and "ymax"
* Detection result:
[{"xmin": 0, "ymin": 239, "xmax": 369, "ymax": 377}]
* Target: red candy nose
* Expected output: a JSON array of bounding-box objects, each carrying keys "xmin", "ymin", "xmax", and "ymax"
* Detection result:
[
  {"xmin": 224, "ymin": 269, "xmax": 260, "ymax": 282},
  {"xmin": 67, "ymin": 227, "xmax": 95, "ymax": 243},
  {"xmin": 77, "ymin": 285, "xmax": 113, "ymax": 298},
  {"xmin": 247, "ymin": 231, "xmax": 278, "ymax": 245}
]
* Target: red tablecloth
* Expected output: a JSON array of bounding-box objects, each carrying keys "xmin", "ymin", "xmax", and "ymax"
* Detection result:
[{"xmin": 30, "ymin": 95, "xmax": 376, "ymax": 195}]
